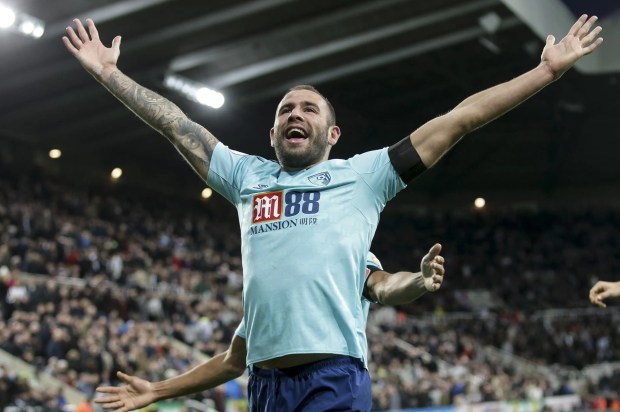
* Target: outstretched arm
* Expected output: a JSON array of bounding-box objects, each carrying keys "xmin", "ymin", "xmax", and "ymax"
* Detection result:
[
  {"xmin": 95, "ymin": 334, "xmax": 247, "ymax": 412},
  {"xmin": 62, "ymin": 19, "xmax": 219, "ymax": 180},
  {"xmin": 589, "ymin": 280, "xmax": 620, "ymax": 308},
  {"xmin": 408, "ymin": 14, "xmax": 603, "ymax": 168},
  {"xmin": 365, "ymin": 243, "xmax": 445, "ymax": 306}
]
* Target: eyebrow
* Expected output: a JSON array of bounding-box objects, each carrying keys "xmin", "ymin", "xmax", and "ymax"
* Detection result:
[{"xmin": 279, "ymin": 101, "xmax": 320, "ymax": 112}]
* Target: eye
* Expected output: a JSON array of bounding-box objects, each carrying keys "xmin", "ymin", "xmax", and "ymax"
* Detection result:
[{"xmin": 304, "ymin": 107, "xmax": 318, "ymax": 113}]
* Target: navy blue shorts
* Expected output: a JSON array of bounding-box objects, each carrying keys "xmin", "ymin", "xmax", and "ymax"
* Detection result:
[{"xmin": 248, "ymin": 356, "xmax": 371, "ymax": 412}]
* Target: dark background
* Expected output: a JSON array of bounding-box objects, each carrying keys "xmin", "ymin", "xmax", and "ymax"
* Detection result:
[{"xmin": 1, "ymin": 0, "xmax": 619, "ymax": 208}]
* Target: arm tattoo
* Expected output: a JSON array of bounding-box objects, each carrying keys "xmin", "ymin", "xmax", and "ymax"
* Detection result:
[{"xmin": 106, "ymin": 71, "xmax": 219, "ymax": 179}]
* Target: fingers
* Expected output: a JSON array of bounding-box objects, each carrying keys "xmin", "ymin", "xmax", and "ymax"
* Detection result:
[
  {"xmin": 62, "ymin": 36, "xmax": 79, "ymax": 55},
  {"xmin": 422, "ymin": 243, "xmax": 442, "ymax": 266},
  {"xmin": 117, "ymin": 371, "xmax": 133, "ymax": 383},
  {"xmin": 94, "ymin": 394, "xmax": 128, "ymax": 412},
  {"xmin": 583, "ymin": 34, "xmax": 603, "ymax": 55},
  {"xmin": 578, "ymin": 15, "xmax": 603, "ymax": 55},
  {"xmin": 64, "ymin": 19, "xmax": 91, "ymax": 52},
  {"xmin": 576, "ymin": 15, "xmax": 598, "ymax": 39},
  {"xmin": 112, "ymin": 35, "xmax": 122, "ymax": 52},
  {"xmin": 99, "ymin": 400, "xmax": 128, "ymax": 411},
  {"xmin": 87, "ymin": 18, "xmax": 100, "ymax": 41},
  {"xmin": 428, "ymin": 243, "xmax": 442, "ymax": 257},
  {"xmin": 96, "ymin": 387, "xmax": 121, "ymax": 395},
  {"xmin": 589, "ymin": 282, "xmax": 608, "ymax": 308},
  {"xmin": 545, "ymin": 34, "xmax": 556, "ymax": 47},
  {"xmin": 64, "ymin": 18, "xmax": 102, "ymax": 50},
  {"xmin": 74, "ymin": 18, "xmax": 90, "ymax": 42},
  {"xmin": 590, "ymin": 294, "xmax": 607, "ymax": 308},
  {"xmin": 582, "ymin": 25, "xmax": 603, "ymax": 44},
  {"xmin": 427, "ymin": 257, "xmax": 445, "ymax": 292},
  {"xmin": 425, "ymin": 243, "xmax": 444, "ymax": 273},
  {"xmin": 568, "ymin": 14, "xmax": 589, "ymax": 37},
  {"xmin": 65, "ymin": 26, "xmax": 83, "ymax": 49},
  {"xmin": 431, "ymin": 261, "xmax": 444, "ymax": 275},
  {"xmin": 568, "ymin": 15, "xmax": 603, "ymax": 55},
  {"xmin": 426, "ymin": 270, "xmax": 444, "ymax": 292}
]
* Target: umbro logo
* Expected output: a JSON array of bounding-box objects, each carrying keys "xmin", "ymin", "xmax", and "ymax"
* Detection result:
[{"xmin": 253, "ymin": 184, "xmax": 269, "ymax": 189}]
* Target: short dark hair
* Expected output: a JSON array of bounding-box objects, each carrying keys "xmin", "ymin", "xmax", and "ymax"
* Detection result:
[{"xmin": 287, "ymin": 85, "xmax": 336, "ymax": 126}]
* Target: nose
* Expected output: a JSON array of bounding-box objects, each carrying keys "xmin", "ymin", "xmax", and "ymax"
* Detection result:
[{"xmin": 288, "ymin": 107, "xmax": 303, "ymax": 121}]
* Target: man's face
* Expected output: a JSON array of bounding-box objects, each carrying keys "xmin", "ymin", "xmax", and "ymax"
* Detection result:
[{"xmin": 270, "ymin": 89, "xmax": 339, "ymax": 171}]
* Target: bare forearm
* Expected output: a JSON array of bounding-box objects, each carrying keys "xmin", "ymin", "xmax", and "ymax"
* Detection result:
[
  {"xmin": 453, "ymin": 63, "xmax": 555, "ymax": 131},
  {"xmin": 411, "ymin": 63, "xmax": 555, "ymax": 167},
  {"xmin": 102, "ymin": 69, "xmax": 218, "ymax": 179},
  {"xmin": 375, "ymin": 271, "xmax": 427, "ymax": 306},
  {"xmin": 152, "ymin": 353, "xmax": 244, "ymax": 401}
]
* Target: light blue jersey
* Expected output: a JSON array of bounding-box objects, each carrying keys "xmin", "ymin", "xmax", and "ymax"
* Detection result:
[
  {"xmin": 235, "ymin": 251, "xmax": 384, "ymax": 363},
  {"xmin": 207, "ymin": 143, "xmax": 405, "ymax": 367}
]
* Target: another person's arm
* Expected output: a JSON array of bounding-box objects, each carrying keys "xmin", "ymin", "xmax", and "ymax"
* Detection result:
[
  {"xmin": 95, "ymin": 334, "xmax": 247, "ymax": 412},
  {"xmin": 390, "ymin": 14, "xmax": 603, "ymax": 175},
  {"xmin": 62, "ymin": 19, "xmax": 218, "ymax": 180},
  {"xmin": 365, "ymin": 243, "xmax": 444, "ymax": 306},
  {"xmin": 589, "ymin": 280, "xmax": 620, "ymax": 308}
]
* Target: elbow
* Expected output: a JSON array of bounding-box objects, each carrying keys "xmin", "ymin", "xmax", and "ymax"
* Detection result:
[
  {"xmin": 228, "ymin": 363, "xmax": 246, "ymax": 379},
  {"xmin": 223, "ymin": 355, "xmax": 246, "ymax": 379}
]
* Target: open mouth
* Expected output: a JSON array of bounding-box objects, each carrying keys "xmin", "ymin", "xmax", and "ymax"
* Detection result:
[{"xmin": 286, "ymin": 127, "xmax": 308, "ymax": 143}]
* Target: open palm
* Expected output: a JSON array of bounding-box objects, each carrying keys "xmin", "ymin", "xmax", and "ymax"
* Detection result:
[
  {"xmin": 62, "ymin": 18, "xmax": 121, "ymax": 79},
  {"xmin": 541, "ymin": 14, "xmax": 603, "ymax": 79},
  {"xmin": 95, "ymin": 371, "xmax": 157, "ymax": 412}
]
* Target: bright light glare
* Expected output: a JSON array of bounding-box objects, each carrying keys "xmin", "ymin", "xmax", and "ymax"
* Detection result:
[
  {"xmin": 48, "ymin": 149, "xmax": 62, "ymax": 159},
  {"xmin": 164, "ymin": 74, "xmax": 224, "ymax": 109},
  {"xmin": 201, "ymin": 188, "xmax": 213, "ymax": 199},
  {"xmin": 19, "ymin": 20, "xmax": 34, "ymax": 34},
  {"xmin": 474, "ymin": 197, "xmax": 486, "ymax": 208},
  {"xmin": 111, "ymin": 167, "xmax": 123, "ymax": 179},
  {"xmin": 32, "ymin": 25, "xmax": 44, "ymax": 38},
  {"xmin": 0, "ymin": 5, "xmax": 16, "ymax": 28},
  {"xmin": 195, "ymin": 87, "xmax": 225, "ymax": 109}
]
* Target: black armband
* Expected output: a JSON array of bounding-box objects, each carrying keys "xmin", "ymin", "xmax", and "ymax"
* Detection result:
[
  {"xmin": 362, "ymin": 265, "xmax": 383, "ymax": 302},
  {"xmin": 388, "ymin": 136, "xmax": 427, "ymax": 183},
  {"xmin": 366, "ymin": 265, "xmax": 382, "ymax": 277}
]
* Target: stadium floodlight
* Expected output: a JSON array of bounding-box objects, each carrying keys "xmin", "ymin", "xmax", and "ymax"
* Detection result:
[
  {"xmin": 0, "ymin": 4, "xmax": 15, "ymax": 28},
  {"xmin": 163, "ymin": 73, "xmax": 225, "ymax": 109},
  {"xmin": 0, "ymin": 3, "xmax": 45, "ymax": 38},
  {"xmin": 195, "ymin": 87, "xmax": 224, "ymax": 109}
]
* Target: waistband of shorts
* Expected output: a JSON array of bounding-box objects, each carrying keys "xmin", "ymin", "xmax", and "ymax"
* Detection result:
[{"xmin": 250, "ymin": 355, "xmax": 360, "ymax": 378}]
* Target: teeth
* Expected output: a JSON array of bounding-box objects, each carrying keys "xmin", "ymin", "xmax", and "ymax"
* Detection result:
[{"xmin": 288, "ymin": 128, "xmax": 306, "ymax": 137}]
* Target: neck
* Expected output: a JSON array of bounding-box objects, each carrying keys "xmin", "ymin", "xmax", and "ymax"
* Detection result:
[{"xmin": 281, "ymin": 158, "xmax": 327, "ymax": 172}]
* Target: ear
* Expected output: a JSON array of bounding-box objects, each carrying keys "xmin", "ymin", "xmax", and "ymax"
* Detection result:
[
  {"xmin": 328, "ymin": 125, "xmax": 341, "ymax": 146},
  {"xmin": 269, "ymin": 127, "xmax": 275, "ymax": 147}
]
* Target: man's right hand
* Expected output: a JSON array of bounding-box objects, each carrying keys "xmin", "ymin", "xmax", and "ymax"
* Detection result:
[
  {"xmin": 62, "ymin": 18, "xmax": 121, "ymax": 81},
  {"xmin": 95, "ymin": 371, "xmax": 157, "ymax": 412}
]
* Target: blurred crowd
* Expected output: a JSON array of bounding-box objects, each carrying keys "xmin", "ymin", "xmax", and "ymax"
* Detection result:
[{"xmin": 1, "ymin": 170, "xmax": 619, "ymax": 411}]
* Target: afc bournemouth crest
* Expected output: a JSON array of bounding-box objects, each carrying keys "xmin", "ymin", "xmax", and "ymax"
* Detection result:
[{"xmin": 308, "ymin": 171, "xmax": 331, "ymax": 186}]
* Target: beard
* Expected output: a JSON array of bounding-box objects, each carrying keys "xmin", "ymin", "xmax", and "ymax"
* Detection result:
[{"xmin": 273, "ymin": 125, "xmax": 331, "ymax": 170}]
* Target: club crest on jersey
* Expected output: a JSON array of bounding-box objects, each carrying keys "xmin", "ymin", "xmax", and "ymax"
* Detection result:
[
  {"xmin": 252, "ymin": 191, "xmax": 283, "ymax": 223},
  {"xmin": 308, "ymin": 171, "xmax": 331, "ymax": 186}
]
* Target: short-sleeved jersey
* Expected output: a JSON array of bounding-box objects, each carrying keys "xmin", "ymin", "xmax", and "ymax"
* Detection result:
[
  {"xmin": 208, "ymin": 143, "xmax": 406, "ymax": 367},
  {"xmin": 236, "ymin": 251, "xmax": 384, "ymax": 365}
]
